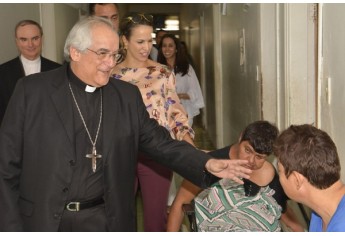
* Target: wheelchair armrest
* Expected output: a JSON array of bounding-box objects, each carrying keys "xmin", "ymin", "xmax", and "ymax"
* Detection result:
[
  {"xmin": 182, "ymin": 202, "xmax": 197, "ymax": 232},
  {"xmin": 182, "ymin": 203, "xmax": 195, "ymax": 215}
]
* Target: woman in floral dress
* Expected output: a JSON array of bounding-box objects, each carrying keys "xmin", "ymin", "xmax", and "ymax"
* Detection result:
[{"xmin": 111, "ymin": 13, "xmax": 195, "ymax": 232}]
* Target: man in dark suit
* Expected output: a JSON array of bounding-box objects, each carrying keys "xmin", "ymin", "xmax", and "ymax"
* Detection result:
[
  {"xmin": 0, "ymin": 16, "xmax": 251, "ymax": 232},
  {"xmin": 0, "ymin": 19, "xmax": 61, "ymax": 124}
]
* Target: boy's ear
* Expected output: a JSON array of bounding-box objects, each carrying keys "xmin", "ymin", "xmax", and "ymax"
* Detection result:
[{"xmin": 291, "ymin": 171, "xmax": 305, "ymax": 190}]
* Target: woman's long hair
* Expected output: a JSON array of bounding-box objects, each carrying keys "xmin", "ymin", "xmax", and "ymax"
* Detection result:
[{"xmin": 157, "ymin": 34, "xmax": 189, "ymax": 76}]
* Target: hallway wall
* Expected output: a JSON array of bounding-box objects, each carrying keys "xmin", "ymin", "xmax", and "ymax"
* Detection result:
[
  {"xmin": 219, "ymin": 3, "xmax": 262, "ymax": 146},
  {"xmin": 180, "ymin": 4, "xmax": 263, "ymax": 147},
  {"xmin": 319, "ymin": 3, "xmax": 345, "ymax": 183},
  {"xmin": 180, "ymin": 3, "xmax": 344, "ymax": 183}
]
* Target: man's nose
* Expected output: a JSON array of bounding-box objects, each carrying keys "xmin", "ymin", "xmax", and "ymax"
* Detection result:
[
  {"xmin": 104, "ymin": 55, "xmax": 117, "ymax": 67},
  {"xmin": 27, "ymin": 39, "xmax": 34, "ymax": 47}
]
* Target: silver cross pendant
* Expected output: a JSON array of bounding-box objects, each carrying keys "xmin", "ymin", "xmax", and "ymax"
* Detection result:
[{"xmin": 86, "ymin": 146, "xmax": 102, "ymax": 172}]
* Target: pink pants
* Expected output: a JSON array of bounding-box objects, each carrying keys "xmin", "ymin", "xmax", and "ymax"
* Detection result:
[{"xmin": 135, "ymin": 152, "xmax": 173, "ymax": 232}]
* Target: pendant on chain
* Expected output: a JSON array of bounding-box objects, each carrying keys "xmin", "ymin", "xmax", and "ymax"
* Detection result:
[
  {"xmin": 86, "ymin": 146, "xmax": 102, "ymax": 172},
  {"xmin": 69, "ymin": 82, "xmax": 103, "ymax": 173}
]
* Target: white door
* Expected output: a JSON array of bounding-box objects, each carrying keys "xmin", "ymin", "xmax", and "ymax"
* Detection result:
[{"xmin": 318, "ymin": 3, "xmax": 345, "ymax": 182}]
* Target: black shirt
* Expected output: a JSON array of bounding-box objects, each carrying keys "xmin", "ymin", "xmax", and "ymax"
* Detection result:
[{"xmin": 66, "ymin": 65, "xmax": 104, "ymax": 201}]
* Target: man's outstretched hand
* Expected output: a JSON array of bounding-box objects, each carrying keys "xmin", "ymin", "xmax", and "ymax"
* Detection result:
[{"xmin": 205, "ymin": 159, "xmax": 252, "ymax": 184}]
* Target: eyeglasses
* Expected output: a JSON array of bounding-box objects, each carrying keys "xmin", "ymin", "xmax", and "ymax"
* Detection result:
[
  {"xmin": 124, "ymin": 13, "xmax": 153, "ymax": 24},
  {"xmin": 87, "ymin": 48, "xmax": 121, "ymax": 62}
]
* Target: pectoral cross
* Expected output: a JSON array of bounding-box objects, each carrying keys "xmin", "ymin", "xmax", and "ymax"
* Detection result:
[{"xmin": 86, "ymin": 146, "xmax": 102, "ymax": 172}]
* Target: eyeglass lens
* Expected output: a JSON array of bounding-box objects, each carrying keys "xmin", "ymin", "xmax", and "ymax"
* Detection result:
[{"xmin": 88, "ymin": 48, "xmax": 120, "ymax": 61}]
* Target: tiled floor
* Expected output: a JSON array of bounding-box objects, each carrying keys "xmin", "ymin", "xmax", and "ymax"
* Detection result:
[{"xmin": 136, "ymin": 115, "xmax": 215, "ymax": 231}]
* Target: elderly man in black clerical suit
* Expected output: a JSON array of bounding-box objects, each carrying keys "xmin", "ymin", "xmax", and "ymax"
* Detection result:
[
  {"xmin": 0, "ymin": 16, "xmax": 252, "ymax": 232},
  {"xmin": 0, "ymin": 19, "xmax": 61, "ymax": 124}
]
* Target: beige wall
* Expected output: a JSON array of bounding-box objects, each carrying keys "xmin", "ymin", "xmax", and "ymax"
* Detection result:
[
  {"xmin": 41, "ymin": 3, "xmax": 86, "ymax": 63},
  {"xmin": 319, "ymin": 3, "xmax": 345, "ymax": 182},
  {"xmin": 54, "ymin": 4, "xmax": 81, "ymax": 63}
]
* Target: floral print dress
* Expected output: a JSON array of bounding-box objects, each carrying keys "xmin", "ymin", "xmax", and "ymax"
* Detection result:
[{"xmin": 112, "ymin": 65, "xmax": 194, "ymax": 140}]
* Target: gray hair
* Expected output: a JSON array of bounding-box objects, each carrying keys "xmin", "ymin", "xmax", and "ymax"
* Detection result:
[{"xmin": 64, "ymin": 16, "xmax": 114, "ymax": 61}]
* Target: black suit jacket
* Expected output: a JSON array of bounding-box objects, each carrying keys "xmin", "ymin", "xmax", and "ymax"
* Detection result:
[
  {"xmin": 0, "ymin": 56, "xmax": 61, "ymax": 124},
  {"xmin": 0, "ymin": 64, "xmax": 215, "ymax": 231}
]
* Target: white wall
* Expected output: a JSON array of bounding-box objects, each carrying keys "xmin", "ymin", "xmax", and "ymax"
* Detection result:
[
  {"xmin": 319, "ymin": 3, "xmax": 345, "ymax": 182},
  {"xmin": 283, "ymin": 4, "xmax": 316, "ymax": 127},
  {"xmin": 53, "ymin": 4, "xmax": 81, "ymax": 63},
  {"xmin": 260, "ymin": 4, "xmax": 278, "ymax": 124}
]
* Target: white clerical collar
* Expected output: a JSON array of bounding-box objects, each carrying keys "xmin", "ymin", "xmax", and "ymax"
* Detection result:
[
  {"xmin": 85, "ymin": 85, "xmax": 97, "ymax": 93},
  {"xmin": 20, "ymin": 54, "xmax": 40, "ymax": 65},
  {"xmin": 20, "ymin": 55, "xmax": 41, "ymax": 76}
]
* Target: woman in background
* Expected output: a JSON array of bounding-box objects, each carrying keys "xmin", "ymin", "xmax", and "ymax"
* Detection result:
[
  {"xmin": 111, "ymin": 13, "xmax": 195, "ymax": 232},
  {"xmin": 157, "ymin": 34, "xmax": 204, "ymax": 127}
]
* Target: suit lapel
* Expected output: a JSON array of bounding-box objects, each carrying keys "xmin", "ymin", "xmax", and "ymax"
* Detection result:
[
  {"xmin": 49, "ymin": 71, "xmax": 120, "ymax": 162},
  {"xmin": 50, "ymin": 66, "xmax": 75, "ymax": 147},
  {"xmin": 15, "ymin": 57, "xmax": 25, "ymax": 79},
  {"xmin": 102, "ymin": 82, "xmax": 118, "ymax": 161}
]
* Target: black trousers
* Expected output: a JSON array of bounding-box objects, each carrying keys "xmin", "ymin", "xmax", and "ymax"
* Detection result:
[{"xmin": 58, "ymin": 203, "xmax": 108, "ymax": 231}]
